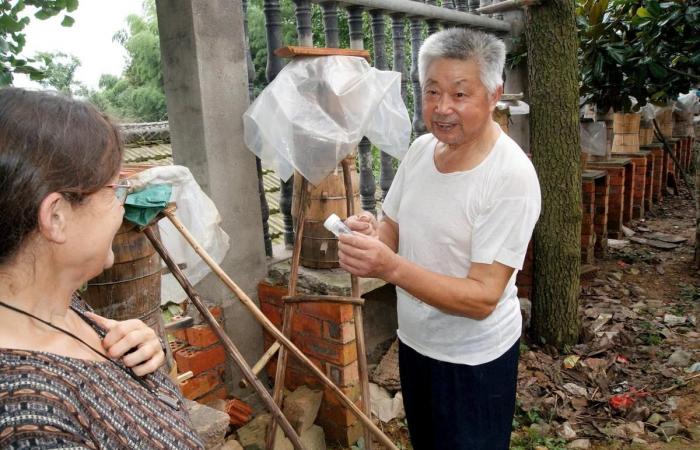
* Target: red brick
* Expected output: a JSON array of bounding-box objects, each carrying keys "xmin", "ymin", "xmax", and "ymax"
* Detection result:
[
  {"xmin": 175, "ymin": 344, "xmax": 226, "ymax": 375},
  {"xmin": 297, "ymin": 302, "xmax": 354, "ymax": 323},
  {"xmin": 260, "ymin": 302, "xmax": 283, "ymax": 327},
  {"xmin": 197, "ymin": 386, "xmax": 228, "ymax": 404},
  {"xmin": 258, "ymin": 282, "xmax": 287, "ymax": 307},
  {"xmin": 168, "ymin": 339, "xmax": 188, "ymax": 354},
  {"xmin": 226, "ymin": 398, "xmax": 253, "ymax": 426},
  {"xmin": 326, "ymin": 360, "xmax": 359, "ymax": 387},
  {"xmin": 180, "ymin": 365, "xmax": 225, "ymax": 399},
  {"xmin": 168, "ymin": 329, "xmax": 188, "ymax": 343},
  {"xmin": 322, "ymin": 320, "xmax": 356, "ymax": 344},
  {"xmin": 186, "ymin": 325, "xmax": 220, "ymax": 348},
  {"xmin": 291, "ymin": 312, "xmax": 323, "ymax": 337},
  {"xmin": 294, "ymin": 335, "xmax": 357, "ymax": 366},
  {"xmin": 318, "ymin": 395, "xmax": 361, "ymax": 427}
]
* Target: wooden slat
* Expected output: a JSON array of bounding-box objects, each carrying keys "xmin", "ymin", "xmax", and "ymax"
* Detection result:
[{"xmin": 274, "ymin": 45, "xmax": 370, "ymax": 61}]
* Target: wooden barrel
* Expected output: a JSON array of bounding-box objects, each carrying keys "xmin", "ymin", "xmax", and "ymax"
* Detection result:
[
  {"xmin": 493, "ymin": 108, "xmax": 509, "ymax": 135},
  {"xmin": 83, "ymin": 221, "xmax": 164, "ymax": 338},
  {"xmin": 292, "ymin": 155, "xmax": 362, "ymax": 269},
  {"xmin": 655, "ymin": 109, "xmax": 674, "ymax": 140},
  {"xmin": 612, "ymin": 112, "xmax": 640, "ymax": 152},
  {"xmin": 639, "ymin": 122, "xmax": 654, "ymax": 146},
  {"xmin": 673, "ymin": 111, "xmax": 694, "ymax": 137}
]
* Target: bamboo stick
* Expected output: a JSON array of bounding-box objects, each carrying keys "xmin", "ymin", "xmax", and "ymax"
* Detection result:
[
  {"xmin": 341, "ymin": 157, "xmax": 373, "ymax": 450},
  {"xmin": 282, "ymin": 294, "xmax": 365, "ymax": 305},
  {"xmin": 239, "ymin": 342, "xmax": 280, "ymax": 389},
  {"xmin": 161, "ymin": 208, "xmax": 399, "ymax": 450},
  {"xmin": 142, "ymin": 226, "xmax": 304, "ymax": 450}
]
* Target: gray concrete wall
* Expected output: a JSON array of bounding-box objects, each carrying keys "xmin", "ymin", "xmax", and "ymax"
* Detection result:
[
  {"xmin": 155, "ymin": 0, "xmax": 267, "ymax": 393},
  {"xmin": 503, "ymin": 9, "xmax": 530, "ymax": 153}
]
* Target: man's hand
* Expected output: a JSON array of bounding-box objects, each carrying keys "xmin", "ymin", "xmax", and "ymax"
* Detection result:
[
  {"xmin": 345, "ymin": 211, "xmax": 378, "ymax": 238},
  {"xmin": 338, "ymin": 232, "xmax": 400, "ymax": 280},
  {"xmin": 85, "ymin": 312, "xmax": 166, "ymax": 376}
]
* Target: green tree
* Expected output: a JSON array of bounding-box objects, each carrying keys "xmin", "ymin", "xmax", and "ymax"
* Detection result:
[
  {"xmin": 34, "ymin": 50, "xmax": 83, "ymax": 95},
  {"xmin": 1, "ymin": 0, "xmax": 78, "ymax": 86},
  {"xmin": 88, "ymin": 0, "xmax": 165, "ymax": 122}
]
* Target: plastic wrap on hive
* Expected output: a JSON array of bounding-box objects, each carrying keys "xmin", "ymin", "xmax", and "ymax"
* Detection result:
[{"xmin": 243, "ymin": 55, "xmax": 411, "ymax": 185}]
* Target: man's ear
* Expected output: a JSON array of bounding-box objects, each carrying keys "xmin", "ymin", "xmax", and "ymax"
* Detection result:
[
  {"xmin": 490, "ymin": 84, "xmax": 504, "ymax": 110},
  {"xmin": 37, "ymin": 193, "xmax": 70, "ymax": 244}
]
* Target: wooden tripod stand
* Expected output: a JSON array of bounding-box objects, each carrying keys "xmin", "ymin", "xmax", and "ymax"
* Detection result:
[{"xmin": 267, "ymin": 156, "xmax": 373, "ymax": 450}]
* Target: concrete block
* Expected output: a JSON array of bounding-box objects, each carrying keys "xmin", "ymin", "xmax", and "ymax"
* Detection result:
[
  {"xmin": 283, "ymin": 386, "xmax": 323, "ymax": 434},
  {"xmin": 186, "ymin": 399, "xmax": 230, "ymax": 449}
]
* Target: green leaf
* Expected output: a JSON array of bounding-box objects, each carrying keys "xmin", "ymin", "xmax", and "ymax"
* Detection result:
[
  {"xmin": 65, "ymin": 0, "xmax": 79, "ymax": 12},
  {"xmin": 60, "ymin": 15, "xmax": 74, "ymax": 27},
  {"xmin": 648, "ymin": 63, "xmax": 668, "ymax": 78},
  {"xmin": 636, "ymin": 7, "xmax": 651, "ymax": 18}
]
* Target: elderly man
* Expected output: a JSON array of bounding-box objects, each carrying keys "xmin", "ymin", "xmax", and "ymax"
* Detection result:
[{"xmin": 338, "ymin": 28, "xmax": 541, "ymax": 449}]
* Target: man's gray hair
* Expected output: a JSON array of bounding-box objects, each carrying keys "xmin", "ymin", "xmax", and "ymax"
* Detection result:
[{"xmin": 418, "ymin": 28, "xmax": 506, "ymax": 95}]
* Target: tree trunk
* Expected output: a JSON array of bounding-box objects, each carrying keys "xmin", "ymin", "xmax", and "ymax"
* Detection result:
[
  {"xmin": 695, "ymin": 144, "xmax": 700, "ymax": 268},
  {"xmin": 526, "ymin": 0, "xmax": 581, "ymax": 348}
]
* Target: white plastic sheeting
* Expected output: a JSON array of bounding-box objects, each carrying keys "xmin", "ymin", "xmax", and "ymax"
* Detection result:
[{"xmin": 243, "ymin": 55, "xmax": 411, "ymax": 185}]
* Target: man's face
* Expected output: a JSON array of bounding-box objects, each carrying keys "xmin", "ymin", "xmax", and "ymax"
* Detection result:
[{"xmin": 422, "ymin": 57, "xmax": 500, "ymax": 146}]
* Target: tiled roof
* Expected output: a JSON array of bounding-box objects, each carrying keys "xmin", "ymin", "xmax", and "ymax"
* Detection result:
[{"xmin": 123, "ymin": 138, "xmax": 284, "ymax": 243}]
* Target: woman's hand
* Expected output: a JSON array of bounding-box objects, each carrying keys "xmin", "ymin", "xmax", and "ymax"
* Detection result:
[
  {"xmin": 338, "ymin": 232, "xmax": 400, "ymax": 280},
  {"xmin": 345, "ymin": 211, "xmax": 379, "ymax": 238},
  {"xmin": 85, "ymin": 312, "xmax": 166, "ymax": 376}
]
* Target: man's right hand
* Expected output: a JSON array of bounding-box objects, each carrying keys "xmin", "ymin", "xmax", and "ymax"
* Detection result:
[{"xmin": 345, "ymin": 211, "xmax": 379, "ymax": 238}]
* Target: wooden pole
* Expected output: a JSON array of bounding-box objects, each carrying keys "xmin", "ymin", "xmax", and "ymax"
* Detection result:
[
  {"xmin": 239, "ymin": 342, "xmax": 280, "ymax": 389},
  {"xmin": 142, "ymin": 226, "xmax": 304, "ymax": 450},
  {"xmin": 267, "ymin": 175, "xmax": 308, "ymax": 450},
  {"xmin": 161, "ymin": 208, "xmax": 399, "ymax": 450},
  {"xmin": 341, "ymin": 157, "xmax": 373, "ymax": 450}
]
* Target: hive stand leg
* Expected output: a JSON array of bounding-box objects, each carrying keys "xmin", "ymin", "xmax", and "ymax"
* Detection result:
[
  {"xmin": 267, "ymin": 176, "xmax": 309, "ymax": 450},
  {"xmin": 342, "ymin": 157, "xmax": 373, "ymax": 450}
]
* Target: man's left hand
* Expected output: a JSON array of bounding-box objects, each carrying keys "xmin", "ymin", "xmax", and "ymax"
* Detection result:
[{"xmin": 338, "ymin": 232, "xmax": 399, "ymax": 280}]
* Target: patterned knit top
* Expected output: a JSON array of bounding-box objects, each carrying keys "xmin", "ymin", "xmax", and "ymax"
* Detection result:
[{"xmin": 0, "ymin": 298, "xmax": 205, "ymax": 449}]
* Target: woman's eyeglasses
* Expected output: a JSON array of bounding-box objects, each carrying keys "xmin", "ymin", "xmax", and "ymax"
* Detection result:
[{"xmin": 105, "ymin": 180, "xmax": 131, "ymax": 204}]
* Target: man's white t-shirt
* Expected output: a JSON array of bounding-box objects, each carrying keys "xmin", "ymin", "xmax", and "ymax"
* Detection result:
[{"xmin": 382, "ymin": 131, "xmax": 541, "ymax": 365}]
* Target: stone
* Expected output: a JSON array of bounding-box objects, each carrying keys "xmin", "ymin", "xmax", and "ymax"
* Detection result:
[
  {"xmin": 667, "ymin": 349, "xmax": 692, "ymax": 367},
  {"xmin": 185, "ymin": 399, "xmax": 230, "ymax": 449},
  {"xmin": 370, "ymin": 383, "xmax": 405, "ymax": 423},
  {"xmin": 520, "ymin": 297, "xmax": 532, "ymax": 330},
  {"xmin": 608, "ymin": 271, "xmax": 623, "ymax": 281},
  {"xmin": 686, "ymin": 362, "xmax": 700, "ymax": 373},
  {"xmin": 236, "ymin": 414, "xmax": 292, "ymax": 450},
  {"xmin": 625, "ymin": 421, "xmax": 645, "ymax": 436},
  {"xmin": 664, "ymin": 314, "xmax": 687, "ymax": 326},
  {"xmin": 621, "ymin": 225, "xmax": 635, "ymax": 237},
  {"xmin": 631, "ymin": 437, "xmax": 648, "ymax": 445},
  {"xmin": 217, "ymin": 440, "xmax": 244, "ymax": 450},
  {"xmin": 283, "ymin": 386, "xmax": 323, "ymax": 434},
  {"xmin": 567, "ymin": 438, "xmax": 591, "ymax": 449},
  {"xmin": 557, "ymin": 421, "xmax": 577, "ymax": 440},
  {"xmin": 300, "ymin": 425, "xmax": 326, "ymax": 450},
  {"xmin": 658, "ymin": 420, "xmax": 683, "ymax": 437},
  {"xmin": 647, "ymin": 413, "xmax": 664, "ymax": 426},
  {"xmin": 372, "ymin": 339, "xmax": 401, "ymax": 391},
  {"xmin": 529, "ymin": 422, "xmax": 552, "ymax": 436}
]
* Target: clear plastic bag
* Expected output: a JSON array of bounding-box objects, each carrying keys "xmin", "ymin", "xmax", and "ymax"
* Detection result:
[
  {"xmin": 243, "ymin": 56, "xmax": 411, "ymax": 185},
  {"xmin": 580, "ymin": 121, "xmax": 606, "ymax": 156},
  {"xmin": 129, "ymin": 165, "xmax": 230, "ymax": 304}
]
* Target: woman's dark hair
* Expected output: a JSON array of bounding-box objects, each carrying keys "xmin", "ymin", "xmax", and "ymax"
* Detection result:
[{"xmin": 0, "ymin": 88, "xmax": 123, "ymax": 264}]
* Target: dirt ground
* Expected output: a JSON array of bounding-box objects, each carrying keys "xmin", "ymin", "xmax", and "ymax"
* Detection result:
[{"xmin": 368, "ymin": 181, "xmax": 700, "ymax": 450}]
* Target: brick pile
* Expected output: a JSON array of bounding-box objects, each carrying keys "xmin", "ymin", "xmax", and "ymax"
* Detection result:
[
  {"xmin": 258, "ymin": 282, "xmax": 363, "ymax": 446},
  {"xmin": 168, "ymin": 305, "xmax": 229, "ymax": 404}
]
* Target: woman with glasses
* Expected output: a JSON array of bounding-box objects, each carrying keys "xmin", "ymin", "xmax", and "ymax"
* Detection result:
[{"xmin": 0, "ymin": 88, "xmax": 204, "ymax": 449}]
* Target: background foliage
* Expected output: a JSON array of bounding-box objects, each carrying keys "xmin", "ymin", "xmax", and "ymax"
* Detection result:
[{"xmin": 0, "ymin": 0, "xmax": 78, "ymax": 85}]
